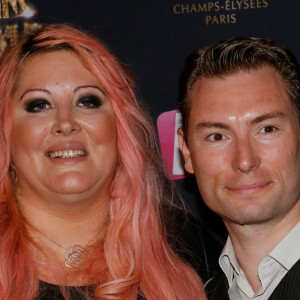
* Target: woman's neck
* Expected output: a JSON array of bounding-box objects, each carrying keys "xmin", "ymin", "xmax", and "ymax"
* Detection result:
[
  {"xmin": 16, "ymin": 189, "xmax": 110, "ymax": 285},
  {"xmin": 16, "ymin": 186, "xmax": 110, "ymax": 246}
]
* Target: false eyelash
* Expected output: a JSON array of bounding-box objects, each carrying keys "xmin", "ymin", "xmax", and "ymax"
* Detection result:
[
  {"xmin": 25, "ymin": 99, "xmax": 50, "ymax": 113},
  {"xmin": 77, "ymin": 95, "xmax": 102, "ymax": 108}
]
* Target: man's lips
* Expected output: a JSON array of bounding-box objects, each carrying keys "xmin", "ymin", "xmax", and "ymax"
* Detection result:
[{"xmin": 226, "ymin": 182, "xmax": 272, "ymax": 195}]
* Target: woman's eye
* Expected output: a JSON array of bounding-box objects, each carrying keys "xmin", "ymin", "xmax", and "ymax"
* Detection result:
[
  {"xmin": 77, "ymin": 95, "xmax": 102, "ymax": 108},
  {"xmin": 260, "ymin": 125, "xmax": 278, "ymax": 134},
  {"xmin": 25, "ymin": 99, "xmax": 51, "ymax": 113},
  {"xmin": 206, "ymin": 133, "xmax": 225, "ymax": 142}
]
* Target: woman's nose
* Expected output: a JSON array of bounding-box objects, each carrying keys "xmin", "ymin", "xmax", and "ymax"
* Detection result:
[{"xmin": 50, "ymin": 108, "xmax": 81, "ymax": 136}]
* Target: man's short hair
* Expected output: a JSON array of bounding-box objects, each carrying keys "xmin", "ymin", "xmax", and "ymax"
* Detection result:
[{"xmin": 178, "ymin": 37, "xmax": 300, "ymax": 139}]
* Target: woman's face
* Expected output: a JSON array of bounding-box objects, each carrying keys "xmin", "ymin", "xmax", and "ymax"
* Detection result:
[{"xmin": 10, "ymin": 50, "xmax": 118, "ymax": 204}]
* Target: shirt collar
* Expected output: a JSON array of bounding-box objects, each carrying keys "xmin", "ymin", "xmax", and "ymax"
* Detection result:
[
  {"xmin": 219, "ymin": 236, "xmax": 239, "ymax": 287},
  {"xmin": 268, "ymin": 221, "xmax": 300, "ymax": 270},
  {"xmin": 219, "ymin": 221, "xmax": 300, "ymax": 287}
]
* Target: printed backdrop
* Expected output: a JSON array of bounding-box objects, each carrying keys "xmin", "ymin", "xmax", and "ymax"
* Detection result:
[{"xmin": 1, "ymin": 0, "xmax": 299, "ymax": 246}]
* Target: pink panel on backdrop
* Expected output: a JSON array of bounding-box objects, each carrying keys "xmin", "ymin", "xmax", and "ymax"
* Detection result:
[{"xmin": 157, "ymin": 110, "xmax": 186, "ymax": 180}]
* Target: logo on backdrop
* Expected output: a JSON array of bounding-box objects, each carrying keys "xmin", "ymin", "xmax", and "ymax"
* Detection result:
[
  {"xmin": 157, "ymin": 110, "xmax": 186, "ymax": 180},
  {"xmin": 172, "ymin": 0, "xmax": 269, "ymax": 25},
  {"xmin": 0, "ymin": 0, "xmax": 33, "ymax": 19},
  {"xmin": 0, "ymin": 0, "xmax": 41, "ymax": 56}
]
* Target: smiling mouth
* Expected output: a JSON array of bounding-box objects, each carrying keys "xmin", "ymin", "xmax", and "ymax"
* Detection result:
[
  {"xmin": 48, "ymin": 150, "xmax": 86, "ymax": 159},
  {"xmin": 227, "ymin": 182, "xmax": 272, "ymax": 195}
]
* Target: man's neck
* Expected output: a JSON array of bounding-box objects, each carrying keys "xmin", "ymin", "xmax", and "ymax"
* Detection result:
[{"xmin": 224, "ymin": 204, "xmax": 300, "ymax": 292}]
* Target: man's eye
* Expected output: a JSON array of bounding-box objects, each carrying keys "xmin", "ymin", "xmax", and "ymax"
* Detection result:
[
  {"xmin": 25, "ymin": 99, "xmax": 51, "ymax": 113},
  {"xmin": 206, "ymin": 133, "xmax": 225, "ymax": 142},
  {"xmin": 260, "ymin": 126, "xmax": 278, "ymax": 133},
  {"xmin": 77, "ymin": 95, "xmax": 102, "ymax": 108}
]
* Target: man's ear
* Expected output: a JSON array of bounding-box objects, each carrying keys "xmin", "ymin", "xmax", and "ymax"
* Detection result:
[{"xmin": 177, "ymin": 128, "xmax": 194, "ymax": 174}]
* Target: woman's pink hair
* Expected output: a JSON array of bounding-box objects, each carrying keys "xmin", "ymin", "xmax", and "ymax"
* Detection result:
[{"xmin": 0, "ymin": 24, "xmax": 206, "ymax": 299}]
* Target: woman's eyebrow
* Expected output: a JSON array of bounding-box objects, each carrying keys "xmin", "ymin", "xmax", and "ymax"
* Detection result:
[
  {"xmin": 20, "ymin": 88, "xmax": 50, "ymax": 101},
  {"xmin": 73, "ymin": 85, "xmax": 106, "ymax": 95}
]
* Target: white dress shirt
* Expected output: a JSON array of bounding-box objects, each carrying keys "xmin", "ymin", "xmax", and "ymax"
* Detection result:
[{"xmin": 219, "ymin": 221, "xmax": 300, "ymax": 299}]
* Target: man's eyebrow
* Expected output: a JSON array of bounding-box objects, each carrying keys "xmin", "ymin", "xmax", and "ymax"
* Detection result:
[
  {"xmin": 194, "ymin": 112, "xmax": 285, "ymax": 131},
  {"xmin": 20, "ymin": 88, "xmax": 50, "ymax": 100},
  {"xmin": 250, "ymin": 112, "xmax": 284, "ymax": 124},
  {"xmin": 73, "ymin": 85, "xmax": 106, "ymax": 95},
  {"xmin": 195, "ymin": 122, "xmax": 230, "ymax": 130}
]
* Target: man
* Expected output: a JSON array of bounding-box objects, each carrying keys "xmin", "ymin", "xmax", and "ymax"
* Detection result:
[{"xmin": 177, "ymin": 37, "xmax": 300, "ymax": 299}]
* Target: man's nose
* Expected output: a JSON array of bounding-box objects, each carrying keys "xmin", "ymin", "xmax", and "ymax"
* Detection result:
[
  {"xmin": 50, "ymin": 108, "xmax": 81, "ymax": 136},
  {"xmin": 232, "ymin": 137, "xmax": 260, "ymax": 173}
]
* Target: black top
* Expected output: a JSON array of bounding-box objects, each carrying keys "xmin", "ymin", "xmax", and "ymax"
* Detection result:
[
  {"xmin": 35, "ymin": 281, "xmax": 146, "ymax": 300},
  {"xmin": 35, "ymin": 281, "xmax": 95, "ymax": 300}
]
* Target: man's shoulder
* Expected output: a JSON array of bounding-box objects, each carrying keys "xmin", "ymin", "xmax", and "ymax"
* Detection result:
[
  {"xmin": 205, "ymin": 267, "xmax": 229, "ymax": 300},
  {"xmin": 268, "ymin": 258, "xmax": 300, "ymax": 300}
]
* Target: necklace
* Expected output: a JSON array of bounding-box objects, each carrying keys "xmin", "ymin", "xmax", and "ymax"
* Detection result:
[{"xmin": 26, "ymin": 224, "xmax": 100, "ymax": 270}]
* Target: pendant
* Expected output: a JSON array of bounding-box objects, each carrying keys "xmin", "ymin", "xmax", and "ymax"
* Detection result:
[{"xmin": 64, "ymin": 245, "xmax": 88, "ymax": 269}]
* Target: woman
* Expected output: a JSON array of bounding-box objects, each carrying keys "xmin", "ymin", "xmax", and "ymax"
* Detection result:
[{"xmin": 0, "ymin": 24, "xmax": 206, "ymax": 299}]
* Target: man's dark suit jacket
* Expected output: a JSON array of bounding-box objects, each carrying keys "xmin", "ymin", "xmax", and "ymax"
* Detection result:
[
  {"xmin": 178, "ymin": 213, "xmax": 229, "ymax": 300},
  {"xmin": 268, "ymin": 258, "xmax": 300, "ymax": 299}
]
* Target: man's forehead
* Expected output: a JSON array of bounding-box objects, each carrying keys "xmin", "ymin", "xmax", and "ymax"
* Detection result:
[
  {"xmin": 191, "ymin": 68, "xmax": 288, "ymax": 105},
  {"xmin": 191, "ymin": 66, "xmax": 283, "ymax": 91},
  {"xmin": 188, "ymin": 66, "xmax": 296, "ymax": 127}
]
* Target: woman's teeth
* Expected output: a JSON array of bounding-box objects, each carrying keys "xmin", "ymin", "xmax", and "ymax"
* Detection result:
[{"xmin": 49, "ymin": 150, "xmax": 85, "ymax": 158}]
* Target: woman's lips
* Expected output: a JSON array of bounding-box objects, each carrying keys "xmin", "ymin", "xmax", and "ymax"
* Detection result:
[
  {"xmin": 45, "ymin": 142, "xmax": 88, "ymax": 163},
  {"xmin": 49, "ymin": 149, "xmax": 85, "ymax": 158},
  {"xmin": 46, "ymin": 142, "xmax": 86, "ymax": 153},
  {"xmin": 226, "ymin": 182, "xmax": 272, "ymax": 195}
]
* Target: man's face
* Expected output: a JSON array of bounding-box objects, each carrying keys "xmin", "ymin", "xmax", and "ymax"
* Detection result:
[{"xmin": 178, "ymin": 66, "xmax": 300, "ymax": 227}]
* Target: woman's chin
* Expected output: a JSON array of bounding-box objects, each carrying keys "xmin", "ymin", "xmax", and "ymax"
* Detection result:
[{"xmin": 50, "ymin": 173, "xmax": 92, "ymax": 195}]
